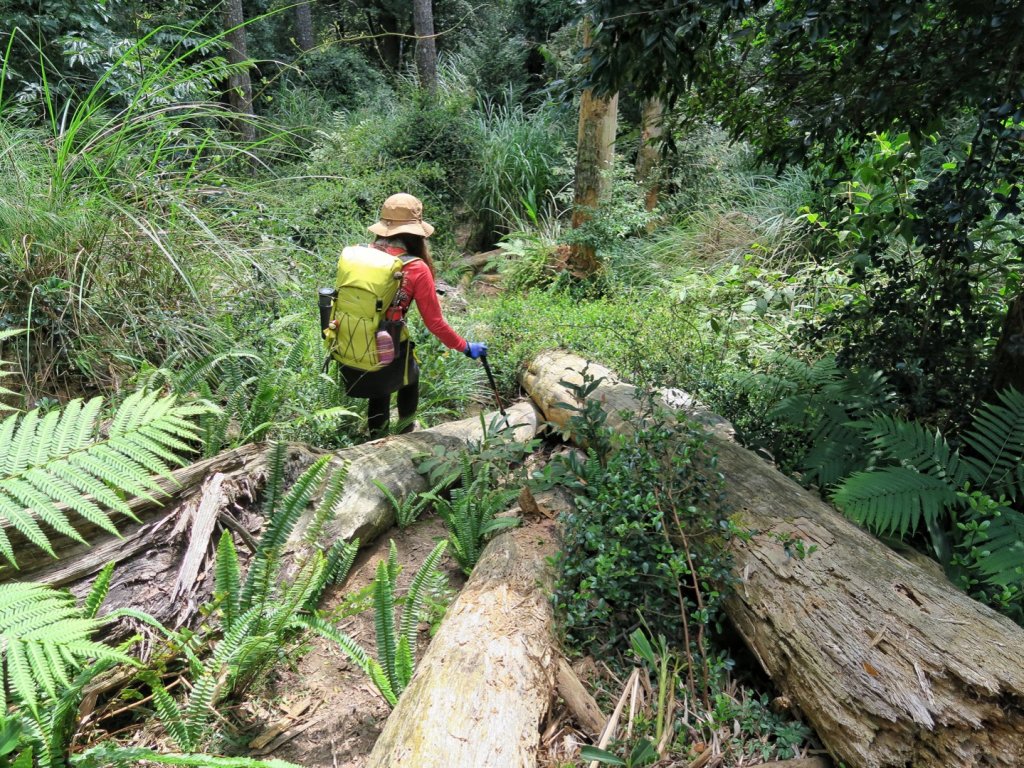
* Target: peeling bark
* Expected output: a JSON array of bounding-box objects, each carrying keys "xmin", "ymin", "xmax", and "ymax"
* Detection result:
[
  {"xmin": 521, "ymin": 350, "xmax": 1024, "ymax": 768},
  {"xmin": 364, "ymin": 514, "xmax": 563, "ymax": 768}
]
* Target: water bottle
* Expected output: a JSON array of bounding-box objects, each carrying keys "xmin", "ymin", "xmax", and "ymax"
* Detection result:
[
  {"xmin": 318, "ymin": 288, "xmax": 336, "ymax": 335},
  {"xmin": 376, "ymin": 329, "xmax": 395, "ymax": 365}
]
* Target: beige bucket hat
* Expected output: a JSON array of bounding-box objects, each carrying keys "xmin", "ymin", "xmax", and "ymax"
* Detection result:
[{"xmin": 368, "ymin": 193, "xmax": 435, "ymax": 238}]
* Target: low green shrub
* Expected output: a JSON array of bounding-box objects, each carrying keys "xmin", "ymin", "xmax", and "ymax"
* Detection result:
[{"xmin": 549, "ymin": 374, "xmax": 731, "ymax": 705}]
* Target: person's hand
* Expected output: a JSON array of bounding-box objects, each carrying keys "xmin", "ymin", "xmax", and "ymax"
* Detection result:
[{"xmin": 464, "ymin": 341, "xmax": 488, "ymax": 359}]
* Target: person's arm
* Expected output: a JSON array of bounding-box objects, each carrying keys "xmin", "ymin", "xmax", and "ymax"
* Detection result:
[{"xmin": 406, "ymin": 261, "xmax": 468, "ymax": 352}]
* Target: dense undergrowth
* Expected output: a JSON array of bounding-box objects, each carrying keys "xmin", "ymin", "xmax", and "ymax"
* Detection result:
[{"xmin": 1, "ymin": 4, "xmax": 1022, "ymax": 766}]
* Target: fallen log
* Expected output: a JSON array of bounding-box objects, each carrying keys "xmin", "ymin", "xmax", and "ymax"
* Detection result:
[
  {"xmin": 364, "ymin": 508, "xmax": 563, "ymax": 768},
  {"xmin": 521, "ymin": 350, "xmax": 1024, "ymax": 768},
  {"xmin": 5, "ymin": 403, "xmax": 540, "ymax": 631},
  {"xmin": 287, "ymin": 401, "xmax": 540, "ymax": 555}
]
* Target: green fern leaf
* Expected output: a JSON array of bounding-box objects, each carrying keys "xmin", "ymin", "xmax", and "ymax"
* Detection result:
[
  {"xmin": 303, "ymin": 463, "xmax": 348, "ymax": 545},
  {"xmin": 386, "ymin": 540, "xmax": 400, "ymax": 591},
  {"xmin": 300, "ymin": 616, "xmax": 398, "ymax": 707},
  {"xmin": 373, "ymin": 559, "xmax": 398, "ymax": 693},
  {"xmin": 214, "ymin": 532, "xmax": 241, "ymax": 632},
  {"xmin": 962, "ymin": 387, "xmax": 1024, "ymax": 498},
  {"xmin": 82, "ymin": 562, "xmax": 115, "ymax": 619},
  {"xmin": 0, "ymin": 391, "xmax": 203, "ymax": 566},
  {"xmin": 971, "ymin": 508, "xmax": 1024, "ymax": 587},
  {"xmin": 241, "ymin": 452, "xmax": 331, "ymax": 611},
  {"xmin": 395, "ymin": 635, "xmax": 413, "ymax": 694},
  {"xmin": 399, "ymin": 540, "xmax": 447, "ymax": 655},
  {"xmin": 302, "ymin": 539, "xmax": 358, "ymax": 613},
  {"xmin": 143, "ymin": 673, "xmax": 192, "ymax": 752},
  {"xmin": 0, "ymin": 583, "xmax": 131, "ymax": 716},
  {"xmin": 853, "ymin": 415, "xmax": 965, "ymax": 484},
  {"xmin": 832, "ymin": 467, "xmax": 958, "ymax": 537}
]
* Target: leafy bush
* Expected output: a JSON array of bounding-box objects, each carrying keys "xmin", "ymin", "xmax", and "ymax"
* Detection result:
[
  {"xmin": 295, "ymin": 45, "xmax": 389, "ymax": 111},
  {"xmin": 550, "ymin": 373, "xmax": 730, "ymax": 706}
]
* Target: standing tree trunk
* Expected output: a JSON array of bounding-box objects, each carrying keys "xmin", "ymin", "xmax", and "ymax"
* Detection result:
[
  {"xmin": 224, "ymin": 0, "xmax": 256, "ymax": 144},
  {"xmin": 570, "ymin": 19, "xmax": 618, "ymax": 276},
  {"xmin": 990, "ymin": 291, "xmax": 1024, "ymax": 395},
  {"xmin": 635, "ymin": 97, "xmax": 664, "ymax": 216},
  {"xmin": 411, "ymin": 0, "xmax": 437, "ymax": 92},
  {"xmin": 293, "ymin": 0, "xmax": 315, "ymax": 52}
]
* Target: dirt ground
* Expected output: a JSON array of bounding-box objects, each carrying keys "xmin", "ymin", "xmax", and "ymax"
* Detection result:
[{"xmin": 249, "ymin": 515, "xmax": 466, "ymax": 768}]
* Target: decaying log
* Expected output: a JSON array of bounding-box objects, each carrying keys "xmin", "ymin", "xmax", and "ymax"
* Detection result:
[
  {"xmin": 5, "ymin": 403, "xmax": 540, "ymax": 632},
  {"xmin": 287, "ymin": 401, "xmax": 540, "ymax": 555},
  {"xmin": 521, "ymin": 350, "xmax": 1024, "ymax": 768},
  {"xmin": 364, "ymin": 505, "xmax": 565, "ymax": 768},
  {"xmin": 556, "ymin": 658, "xmax": 606, "ymax": 739}
]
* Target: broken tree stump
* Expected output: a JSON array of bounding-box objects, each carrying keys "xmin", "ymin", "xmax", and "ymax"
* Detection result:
[{"xmin": 521, "ymin": 350, "xmax": 1024, "ymax": 768}]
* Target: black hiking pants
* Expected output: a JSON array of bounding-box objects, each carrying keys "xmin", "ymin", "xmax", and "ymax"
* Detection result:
[{"xmin": 367, "ymin": 380, "xmax": 419, "ymax": 438}]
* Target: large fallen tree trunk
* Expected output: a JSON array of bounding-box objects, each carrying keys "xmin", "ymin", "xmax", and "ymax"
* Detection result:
[
  {"xmin": 364, "ymin": 509, "xmax": 563, "ymax": 768},
  {"xmin": 287, "ymin": 401, "xmax": 540, "ymax": 556},
  {"xmin": 4, "ymin": 403, "xmax": 540, "ymax": 631},
  {"xmin": 522, "ymin": 350, "xmax": 1024, "ymax": 768}
]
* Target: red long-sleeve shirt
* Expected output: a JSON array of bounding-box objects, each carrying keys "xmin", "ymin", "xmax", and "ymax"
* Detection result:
[{"xmin": 398, "ymin": 258, "xmax": 466, "ymax": 352}]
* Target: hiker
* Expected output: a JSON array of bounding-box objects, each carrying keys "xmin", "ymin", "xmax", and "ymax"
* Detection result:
[{"xmin": 326, "ymin": 193, "xmax": 487, "ymax": 437}]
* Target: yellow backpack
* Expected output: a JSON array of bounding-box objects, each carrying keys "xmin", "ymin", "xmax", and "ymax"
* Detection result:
[{"xmin": 324, "ymin": 245, "xmax": 407, "ymax": 370}]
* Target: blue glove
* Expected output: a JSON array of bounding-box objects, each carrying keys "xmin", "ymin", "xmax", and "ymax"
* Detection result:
[{"xmin": 464, "ymin": 341, "xmax": 488, "ymax": 359}]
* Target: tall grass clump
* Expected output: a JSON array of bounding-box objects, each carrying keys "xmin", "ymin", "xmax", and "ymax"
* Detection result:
[
  {"xmin": 466, "ymin": 98, "xmax": 572, "ymax": 247},
  {"xmin": 0, "ymin": 25, "xmax": 298, "ymax": 398}
]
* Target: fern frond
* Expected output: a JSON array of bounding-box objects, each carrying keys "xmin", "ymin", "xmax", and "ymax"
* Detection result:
[
  {"xmin": 480, "ymin": 515, "xmax": 522, "ymax": 536},
  {"xmin": 853, "ymin": 415, "xmax": 966, "ymax": 484},
  {"xmin": 394, "ymin": 635, "xmax": 413, "ymax": 694},
  {"xmin": 260, "ymin": 455, "xmax": 331, "ymax": 554},
  {"xmin": 300, "ymin": 616, "xmax": 398, "ymax": 707},
  {"xmin": 214, "ymin": 532, "xmax": 241, "ymax": 632},
  {"xmin": 832, "ymin": 467, "xmax": 958, "ymax": 537},
  {"xmin": 82, "ymin": 562, "xmax": 115, "ymax": 619},
  {"xmin": 143, "ymin": 673, "xmax": 193, "ymax": 751},
  {"xmin": 386, "ymin": 540, "xmax": 400, "ymax": 591},
  {"xmin": 373, "ymin": 559, "xmax": 398, "ymax": 694},
  {"xmin": 303, "ymin": 462, "xmax": 348, "ymax": 545},
  {"xmin": 241, "ymin": 453, "xmax": 330, "ymax": 611},
  {"xmin": 0, "ymin": 583, "xmax": 131, "ymax": 716},
  {"xmin": 0, "ymin": 391, "xmax": 204, "ymax": 565},
  {"xmin": 399, "ymin": 540, "xmax": 447, "ymax": 655},
  {"xmin": 971, "ymin": 507, "xmax": 1024, "ymax": 587},
  {"xmin": 44, "ymin": 655, "xmax": 120, "ymax": 764},
  {"xmin": 302, "ymin": 539, "xmax": 358, "ymax": 613},
  {"xmin": 260, "ymin": 442, "xmax": 287, "ymax": 521},
  {"xmin": 962, "ymin": 387, "xmax": 1024, "ymax": 498}
]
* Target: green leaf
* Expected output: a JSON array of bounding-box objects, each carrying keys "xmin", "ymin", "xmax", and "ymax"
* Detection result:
[{"xmin": 579, "ymin": 746, "xmax": 626, "ymax": 765}]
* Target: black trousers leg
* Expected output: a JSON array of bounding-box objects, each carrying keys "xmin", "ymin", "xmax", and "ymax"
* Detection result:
[
  {"xmin": 367, "ymin": 394, "xmax": 391, "ymax": 438},
  {"xmin": 395, "ymin": 380, "xmax": 419, "ymax": 433}
]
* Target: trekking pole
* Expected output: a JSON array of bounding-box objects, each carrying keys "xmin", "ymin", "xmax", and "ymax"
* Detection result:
[{"xmin": 480, "ymin": 352, "xmax": 507, "ymax": 417}]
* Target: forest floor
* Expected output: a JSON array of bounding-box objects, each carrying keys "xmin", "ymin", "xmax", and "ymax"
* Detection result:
[{"xmin": 251, "ymin": 515, "xmax": 466, "ymax": 767}]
